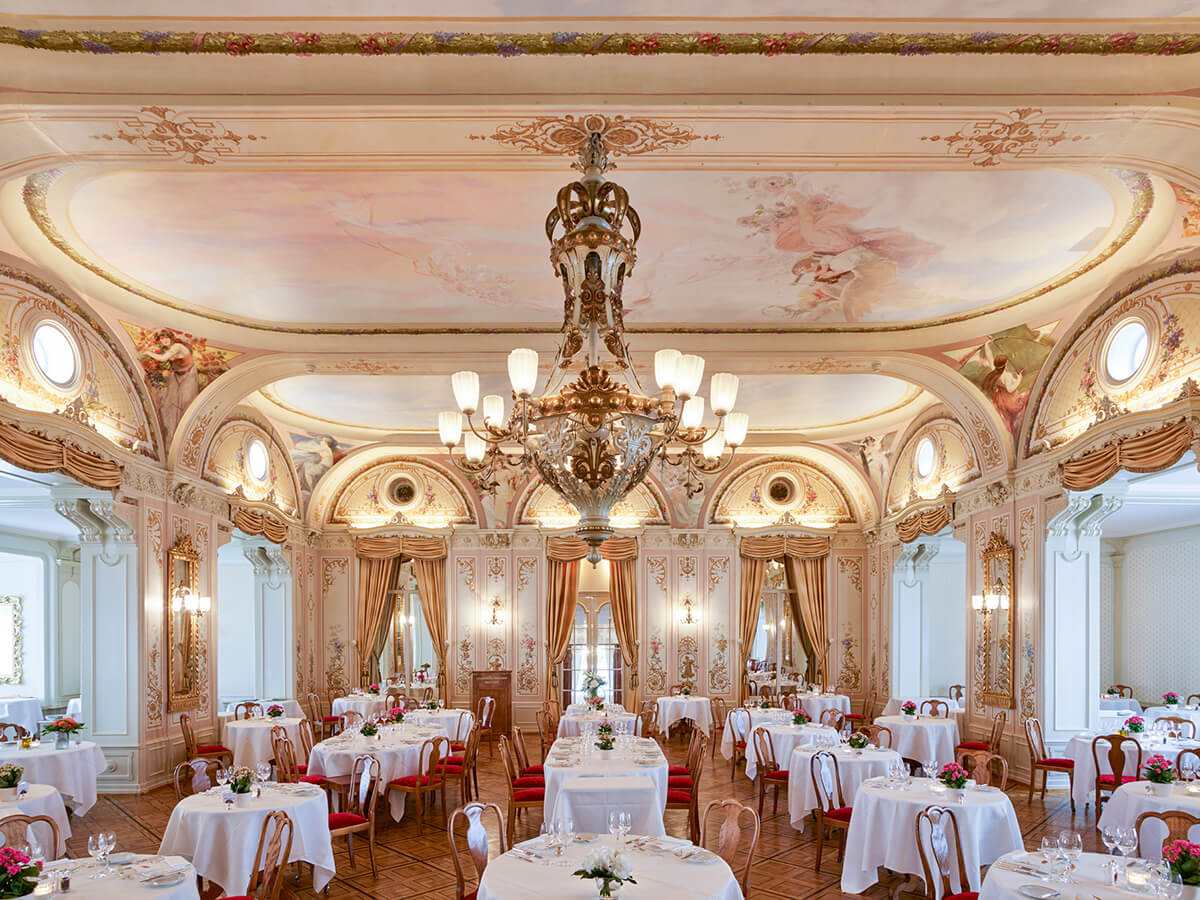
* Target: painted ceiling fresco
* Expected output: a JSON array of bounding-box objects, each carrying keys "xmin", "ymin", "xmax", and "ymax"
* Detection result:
[{"xmin": 64, "ymin": 168, "xmax": 1116, "ymax": 327}]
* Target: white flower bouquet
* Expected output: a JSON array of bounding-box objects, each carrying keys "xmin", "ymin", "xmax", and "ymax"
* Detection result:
[
  {"xmin": 582, "ymin": 671, "xmax": 606, "ymax": 700},
  {"xmin": 573, "ymin": 846, "xmax": 636, "ymax": 897}
]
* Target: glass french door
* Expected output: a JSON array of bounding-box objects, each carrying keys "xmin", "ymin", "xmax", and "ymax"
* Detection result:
[{"xmin": 560, "ymin": 598, "xmax": 623, "ymax": 709}]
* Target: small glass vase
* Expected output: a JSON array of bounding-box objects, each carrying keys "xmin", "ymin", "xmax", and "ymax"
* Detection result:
[
  {"xmin": 594, "ymin": 876, "xmax": 622, "ymax": 898},
  {"xmin": 54, "ymin": 732, "xmax": 68, "ymax": 750}
]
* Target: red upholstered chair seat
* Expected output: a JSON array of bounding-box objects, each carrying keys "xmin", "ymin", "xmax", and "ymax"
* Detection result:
[
  {"xmin": 1039, "ymin": 758, "xmax": 1074, "ymax": 768},
  {"xmin": 450, "ymin": 743, "xmax": 467, "ymax": 752},
  {"xmin": 667, "ymin": 776, "xmax": 693, "ymax": 789},
  {"xmin": 321, "ymin": 715, "xmax": 340, "ymax": 723},
  {"xmin": 844, "ymin": 713, "xmax": 865, "ymax": 721},
  {"xmin": 197, "ymin": 744, "xmax": 231, "ymax": 755},
  {"xmin": 734, "ymin": 741, "xmax": 747, "ymax": 749},
  {"xmin": 445, "ymin": 755, "xmax": 464, "ymax": 765},
  {"xmin": 764, "ymin": 769, "xmax": 789, "ymax": 782},
  {"xmin": 946, "ymin": 893, "xmax": 979, "ymax": 900},
  {"xmin": 666, "ymin": 790, "xmax": 693, "ymax": 804},
  {"xmin": 328, "ymin": 812, "xmax": 368, "ymax": 829},
  {"xmin": 667, "ymin": 766, "xmax": 690, "ymax": 776},
  {"xmin": 512, "ymin": 776, "xmax": 544, "ymax": 788},
  {"xmin": 391, "ymin": 775, "xmax": 442, "ymax": 788},
  {"xmin": 295, "ymin": 764, "xmax": 307, "ymax": 775},
  {"xmin": 513, "ymin": 788, "xmax": 544, "ymax": 801},
  {"xmin": 824, "ymin": 806, "xmax": 853, "ymax": 822},
  {"xmin": 443, "ymin": 765, "xmax": 464, "ymax": 775},
  {"xmin": 299, "ymin": 774, "xmax": 327, "ymax": 785},
  {"xmin": 956, "ymin": 741, "xmax": 990, "ymax": 751},
  {"xmin": 1097, "ymin": 774, "xmax": 1138, "ymax": 786},
  {"xmin": 463, "ymin": 893, "xmax": 477, "ymax": 900},
  {"xmin": 522, "ymin": 765, "xmax": 545, "ymax": 775}
]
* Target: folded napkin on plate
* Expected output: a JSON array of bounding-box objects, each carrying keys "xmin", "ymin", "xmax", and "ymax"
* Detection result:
[{"xmin": 128, "ymin": 857, "xmax": 190, "ymax": 881}]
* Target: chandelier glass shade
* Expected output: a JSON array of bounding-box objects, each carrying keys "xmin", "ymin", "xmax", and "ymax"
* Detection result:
[{"xmin": 439, "ymin": 133, "xmax": 748, "ymax": 562}]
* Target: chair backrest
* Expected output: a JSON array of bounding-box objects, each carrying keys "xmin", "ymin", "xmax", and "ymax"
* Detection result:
[
  {"xmin": 1177, "ymin": 748, "xmax": 1200, "ymax": 779},
  {"xmin": 419, "ymin": 736, "xmax": 450, "ymax": 779},
  {"xmin": 543, "ymin": 698, "xmax": 563, "ymax": 720},
  {"xmin": 1108, "ymin": 684, "xmax": 1134, "ymax": 698},
  {"xmin": 758, "ymin": 684, "xmax": 776, "ymax": 702},
  {"xmin": 341, "ymin": 710, "xmax": 364, "ymax": 730},
  {"xmin": 421, "ymin": 687, "xmax": 435, "ymax": 703},
  {"xmin": 856, "ymin": 724, "xmax": 892, "ymax": 749},
  {"xmin": 346, "ymin": 754, "xmax": 381, "ymax": 820},
  {"xmin": 1135, "ymin": 809, "xmax": 1200, "ymax": 857},
  {"xmin": 179, "ymin": 713, "xmax": 199, "ymax": 758},
  {"xmin": 819, "ymin": 708, "xmax": 845, "ymax": 732},
  {"xmin": 0, "ymin": 814, "xmax": 58, "ymax": 862},
  {"xmin": 173, "ymin": 758, "xmax": 218, "ymax": 800},
  {"xmin": 403, "ymin": 697, "xmax": 420, "ymax": 711},
  {"xmin": 752, "ymin": 727, "xmax": 780, "ymax": 776},
  {"xmin": 1188, "ymin": 693, "xmax": 1200, "ymax": 707},
  {"xmin": 986, "ymin": 711, "xmax": 1007, "ymax": 750},
  {"xmin": 1025, "ymin": 717, "xmax": 1048, "ymax": 763},
  {"xmin": 536, "ymin": 709, "xmax": 555, "ymax": 747},
  {"xmin": 511, "ymin": 726, "xmax": 532, "ymax": 772},
  {"xmin": 306, "ymin": 691, "xmax": 323, "ymax": 722},
  {"xmin": 272, "ymin": 734, "xmax": 301, "ymax": 784},
  {"xmin": 669, "ymin": 684, "xmax": 683, "ymax": 695},
  {"xmin": 1156, "ymin": 716, "xmax": 1197, "ymax": 740},
  {"xmin": 810, "ymin": 750, "xmax": 845, "ymax": 812},
  {"xmin": 711, "ymin": 697, "xmax": 728, "ymax": 727},
  {"xmin": 948, "ymin": 684, "xmax": 965, "ymax": 703},
  {"xmin": 1092, "ymin": 733, "xmax": 1142, "ymax": 784},
  {"xmin": 448, "ymin": 802, "xmax": 507, "ymax": 900},
  {"xmin": 297, "ymin": 718, "xmax": 315, "ymax": 760},
  {"xmin": 916, "ymin": 805, "xmax": 969, "ymax": 900},
  {"xmin": 635, "ymin": 707, "xmax": 655, "ymax": 738},
  {"xmin": 454, "ymin": 710, "xmax": 472, "ymax": 742},
  {"xmin": 920, "ymin": 700, "xmax": 949, "ymax": 718},
  {"xmin": 498, "ymin": 735, "xmax": 521, "ymax": 790},
  {"xmin": 0, "ymin": 723, "xmax": 27, "ymax": 743},
  {"xmin": 685, "ymin": 730, "xmax": 709, "ymax": 774},
  {"xmin": 956, "ymin": 751, "xmax": 1008, "ymax": 790},
  {"xmin": 235, "ymin": 701, "xmax": 263, "ymax": 720},
  {"xmin": 477, "ymin": 696, "xmax": 495, "ymax": 728},
  {"xmin": 385, "ymin": 688, "xmax": 405, "ymax": 708},
  {"xmin": 728, "ymin": 708, "xmax": 751, "ymax": 745},
  {"xmin": 244, "ymin": 809, "xmax": 294, "ymax": 900},
  {"xmin": 701, "ymin": 799, "xmax": 760, "ymax": 894},
  {"xmin": 460, "ymin": 724, "xmax": 482, "ymax": 771}
]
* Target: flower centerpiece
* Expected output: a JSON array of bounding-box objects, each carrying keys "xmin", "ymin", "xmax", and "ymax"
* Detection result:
[
  {"xmin": 360, "ymin": 721, "xmax": 379, "ymax": 738},
  {"xmin": 383, "ymin": 707, "xmax": 405, "ymax": 725},
  {"xmin": 266, "ymin": 704, "xmax": 284, "ymax": 718},
  {"xmin": 587, "ymin": 696, "xmax": 605, "ymax": 713},
  {"xmin": 367, "ymin": 683, "xmax": 380, "ymax": 695},
  {"xmin": 848, "ymin": 732, "xmax": 869, "ymax": 750},
  {"xmin": 415, "ymin": 663, "xmax": 431, "ymax": 684},
  {"xmin": 1165, "ymin": 692, "xmax": 1181, "ymax": 707},
  {"xmin": 0, "ymin": 846, "xmax": 40, "ymax": 897},
  {"xmin": 582, "ymin": 672, "xmax": 606, "ymax": 701},
  {"xmin": 1125, "ymin": 715, "xmax": 1145, "ymax": 734},
  {"xmin": 759, "ymin": 700, "xmax": 772, "ymax": 710},
  {"xmin": 793, "ymin": 711, "xmax": 811, "ymax": 726},
  {"xmin": 573, "ymin": 846, "xmax": 636, "ymax": 898},
  {"xmin": 680, "ymin": 686, "xmax": 691, "ymax": 696},
  {"xmin": 425, "ymin": 701, "xmax": 438, "ymax": 710},
  {"xmin": 0, "ymin": 764, "xmax": 22, "ymax": 801},
  {"xmin": 228, "ymin": 766, "xmax": 255, "ymax": 807},
  {"xmin": 597, "ymin": 722, "xmax": 614, "ymax": 738},
  {"xmin": 42, "ymin": 717, "xmax": 83, "ymax": 749},
  {"xmin": 939, "ymin": 762, "xmax": 969, "ymax": 790},
  {"xmin": 1164, "ymin": 840, "xmax": 1200, "ymax": 886},
  {"xmin": 1144, "ymin": 754, "xmax": 1178, "ymax": 795},
  {"xmin": 901, "ymin": 701, "xmax": 917, "ymax": 718},
  {"xmin": 594, "ymin": 734, "xmax": 616, "ymax": 751}
]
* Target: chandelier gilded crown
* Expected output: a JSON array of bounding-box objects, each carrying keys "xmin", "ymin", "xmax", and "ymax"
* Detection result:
[{"xmin": 438, "ymin": 132, "xmax": 748, "ymax": 563}]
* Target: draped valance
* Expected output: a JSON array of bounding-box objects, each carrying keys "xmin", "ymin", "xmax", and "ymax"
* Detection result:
[
  {"xmin": 545, "ymin": 535, "xmax": 640, "ymax": 562},
  {"xmin": 355, "ymin": 535, "xmax": 450, "ymax": 560},
  {"xmin": 738, "ymin": 535, "xmax": 830, "ymax": 560},
  {"xmin": 896, "ymin": 505, "xmax": 952, "ymax": 543},
  {"xmin": 231, "ymin": 507, "xmax": 288, "ymax": 544},
  {"xmin": 0, "ymin": 421, "xmax": 122, "ymax": 490},
  {"xmin": 1061, "ymin": 419, "xmax": 1194, "ymax": 491}
]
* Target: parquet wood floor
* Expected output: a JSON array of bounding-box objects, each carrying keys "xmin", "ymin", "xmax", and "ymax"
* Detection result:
[{"xmin": 68, "ymin": 734, "xmax": 1103, "ymax": 899}]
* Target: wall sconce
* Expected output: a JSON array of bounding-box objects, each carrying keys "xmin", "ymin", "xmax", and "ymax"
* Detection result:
[
  {"xmin": 678, "ymin": 594, "xmax": 699, "ymax": 625},
  {"xmin": 171, "ymin": 586, "xmax": 211, "ymax": 614},
  {"xmin": 487, "ymin": 596, "xmax": 503, "ymax": 627},
  {"xmin": 970, "ymin": 580, "xmax": 1009, "ymax": 613}
]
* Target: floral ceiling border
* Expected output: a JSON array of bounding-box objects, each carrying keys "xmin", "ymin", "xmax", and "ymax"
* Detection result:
[{"xmin": 2, "ymin": 29, "xmax": 1200, "ymax": 57}]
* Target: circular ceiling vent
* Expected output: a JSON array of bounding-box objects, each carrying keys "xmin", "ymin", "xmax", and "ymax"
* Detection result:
[
  {"xmin": 762, "ymin": 472, "xmax": 800, "ymax": 512},
  {"xmin": 385, "ymin": 474, "xmax": 422, "ymax": 510}
]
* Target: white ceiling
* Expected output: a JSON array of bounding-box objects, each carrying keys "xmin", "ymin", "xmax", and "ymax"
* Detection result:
[
  {"xmin": 0, "ymin": 463, "xmax": 82, "ymax": 543},
  {"xmin": 1099, "ymin": 457, "xmax": 1200, "ymax": 539}
]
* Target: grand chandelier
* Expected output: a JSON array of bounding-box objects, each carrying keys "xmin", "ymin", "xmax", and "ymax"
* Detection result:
[{"xmin": 438, "ymin": 133, "xmax": 748, "ymax": 563}]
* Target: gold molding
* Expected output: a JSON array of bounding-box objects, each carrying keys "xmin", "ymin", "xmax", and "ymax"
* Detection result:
[{"xmin": 165, "ymin": 533, "xmax": 202, "ymax": 714}]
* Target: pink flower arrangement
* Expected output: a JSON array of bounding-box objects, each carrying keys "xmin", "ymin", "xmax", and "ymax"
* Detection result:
[
  {"xmin": 587, "ymin": 696, "xmax": 605, "ymax": 711},
  {"xmin": 1144, "ymin": 754, "xmax": 1178, "ymax": 784},
  {"xmin": 1163, "ymin": 840, "xmax": 1200, "ymax": 884},
  {"xmin": 0, "ymin": 845, "xmax": 39, "ymax": 894},
  {"xmin": 901, "ymin": 701, "xmax": 917, "ymax": 716},
  {"xmin": 367, "ymin": 684, "xmax": 380, "ymax": 695},
  {"xmin": 939, "ymin": 762, "xmax": 969, "ymax": 789},
  {"xmin": 1165, "ymin": 692, "xmax": 1181, "ymax": 705},
  {"xmin": 793, "ymin": 711, "xmax": 810, "ymax": 726},
  {"xmin": 383, "ymin": 707, "xmax": 405, "ymax": 725},
  {"xmin": 1125, "ymin": 715, "xmax": 1145, "ymax": 733},
  {"xmin": 266, "ymin": 704, "xmax": 284, "ymax": 718}
]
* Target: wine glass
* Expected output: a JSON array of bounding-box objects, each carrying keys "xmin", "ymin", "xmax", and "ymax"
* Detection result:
[
  {"xmin": 1116, "ymin": 826, "xmax": 1138, "ymax": 867},
  {"xmin": 608, "ymin": 810, "xmax": 620, "ymax": 839},
  {"xmin": 619, "ymin": 811, "xmax": 631, "ymax": 844},
  {"xmin": 922, "ymin": 759, "xmax": 938, "ymax": 779},
  {"xmin": 1058, "ymin": 831, "xmax": 1082, "ymax": 881},
  {"xmin": 1040, "ymin": 836, "xmax": 1058, "ymax": 865},
  {"xmin": 1102, "ymin": 825, "xmax": 1119, "ymax": 855},
  {"xmin": 1157, "ymin": 862, "xmax": 1184, "ymax": 900},
  {"xmin": 438, "ymin": 698, "xmax": 445, "ymax": 710},
  {"xmin": 560, "ymin": 816, "xmax": 574, "ymax": 849},
  {"xmin": 86, "ymin": 834, "xmax": 105, "ymax": 878}
]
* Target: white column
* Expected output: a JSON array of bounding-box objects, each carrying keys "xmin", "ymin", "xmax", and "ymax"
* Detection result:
[{"xmin": 242, "ymin": 543, "xmax": 293, "ymax": 701}]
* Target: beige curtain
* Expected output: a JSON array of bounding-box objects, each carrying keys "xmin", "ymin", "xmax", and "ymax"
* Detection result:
[
  {"xmin": 545, "ymin": 537, "xmax": 585, "ymax": 702},
  {"xmin": 738, "ymin": 535, "xmax": 831, "ymax": 703},
  {"xmin": 1062, "ymin": 420, "xmax": 1193, "ymax": 491},
  {"xmin": 0, "ymin": 421, "xmax": 122, "ymax": 490},
  {"xmin": 231, "ymin": 507, "xmax": 288, "ymax": 544},
  {"xmin": 602, "ymin": 538, "xmax": 640, "ymax": 711},
  {"xmin": 896, "ymin": 505, "xmax": 951, "ymax": 543},
  {"xmin": 354, "ymin": 536, "xmax": 449, "ymax": 700}
]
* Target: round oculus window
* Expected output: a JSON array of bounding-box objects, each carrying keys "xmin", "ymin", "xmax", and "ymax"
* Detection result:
[
  {"xmin": 31, "ymin": 322, "xmax": 78, "ymax": 389},
  {"xmin": 762, "ymin": 473, "xmax": 798, "ymax": 510},
  {"xmin": 1105, "ymin": 319, "xmax": 1150, "ymax": 384},
  {"xmin": 914, "ymin": 437, "xmax": 936, "ymax": 480},
  {"xmin": 245, "ymin": 439, "xmax": 270, "ymax": 483},
  {"xmin": 385, "ymin": 475, "xmax": 420, "ymax": 509}
]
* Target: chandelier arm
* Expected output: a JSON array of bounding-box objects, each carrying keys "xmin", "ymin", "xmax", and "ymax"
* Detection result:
[
  {"xmin": 692, "ymin": 446, "xmax": 741, "ymax": 477},
  {"xmin": 462, "ymin": 413, "xmax": 517, "ymax": 444}
]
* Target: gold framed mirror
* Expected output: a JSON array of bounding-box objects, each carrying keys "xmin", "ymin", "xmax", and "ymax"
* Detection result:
[
  {"xmin": 979, "ymin": 531, "xmax": 1015, "ymax": 709},
  {"xmin": 166, "ymin": 533, "xmax": 202, "ymax": 713}
]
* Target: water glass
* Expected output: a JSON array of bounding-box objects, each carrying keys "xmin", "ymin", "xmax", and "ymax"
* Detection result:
[
  {"xmin": 1101, "ymin": 825, "xmax": 1119, "ymax": 855},
  {"xmin": 86, "ymin": 834, "xmax": 105, "ymax": 878},
  {"xmin": 922, "ymin": 759, "xmax": 938, "ymax": 779},
  {"xmin": 1117, "ymin": 826, "xmax": 1138, "ymax": 862}
]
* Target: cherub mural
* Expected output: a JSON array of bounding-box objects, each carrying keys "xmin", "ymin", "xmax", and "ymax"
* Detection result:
[
  {"xmin": 839, "ymin": 433, "xmax": 895, "ymax": 488},
  {"xmin": 290, "ymin": 433, "xmax": 350, "ymax": 501},
  {"xmin": 958, "ymin": 323, "xmax": 1056, "ymax": 438}
]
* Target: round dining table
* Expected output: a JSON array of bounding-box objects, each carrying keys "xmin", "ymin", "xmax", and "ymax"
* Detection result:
[
  {"xmin": 0, "ymin": 698, "xmax": 44, "ymax": 737},
  {"xmin": 542, "ymin": 737, "xmax": 668, "ymax": 826},
  {"xmin": 736, "ymin": 719, "xmax": 838, "ymax": 780},
  {"xmin": 1097, "ymin": 780, "xmax": 1200, "ymax": 858},
  {"xmin": 980, "ymin": 850, "xmax": 1152, "ymax": 900},
  {"xmin": 0, "ymin": 783, "xmax": 70, "ymax": 856},
  {"xmin": 331, "ymin": 694, "xmax": 389, "ymax": 718},
  {"xmin": 1146, "ymin": 705, "xmax": 1200, "ymax": 731},
  {"xmin": 656, "ymin": 696, "xmax": 712, "ymax": 737},
  {"xmin": 44, "ymin": 855, "xmax": 201, "ymax": 899},
  {"xmin": 0, "ymin": 739, "xmax": 106, "ymax": 815},
  {"xmin": 1064, "ymin": 732, "xmax": 1200, "ymax": 809},
  {"xmin": 881, "ymin": 696, "xmax": 963, "ymax": 718},
  {"xmin": 402, "ymin": 708, "xmax": 475, "ymax": 740},
  {"xmin": 224, "ymin": 716, "xmax": 303, "ymax": 768},
  {"xmin": 557, "ymin": 711, "xmax": 640, "ymax": 738},
  {"xmin": 840, "ymin": 777, "xmax": 1023, "ymax": 894},
  {"xmin": 795, "ymin": 692, "xmax": 852, "ymax": 723},
  {"xmin": 477, "ymin": 834, "xmax": 743, "ymax": 900},
  {"xmin": 873, "ymin": 715, "xmax": 960, "ymax": 764},
  {"xmin": 159, "ymin": 783, "xmax": 336, "ymax": 893},
  {"xmin": 787, "ymin": 745, "xmax": 901, "ymax": 831}
]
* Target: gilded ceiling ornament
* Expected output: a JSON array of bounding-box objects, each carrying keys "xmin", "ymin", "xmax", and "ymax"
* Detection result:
[
  {"xmin": 90, "ymin": 106, "xmax": 266, "ymax": 166},
  {"xmin": 470, "ymin": 113, "xmax": 720, "ymax": 157},
  {"xmin": 920, "ymin": 107, "xmax": 1090, "ymax": 168}
]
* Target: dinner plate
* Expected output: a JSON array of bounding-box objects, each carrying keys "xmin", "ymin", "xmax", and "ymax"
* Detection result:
[
  {"xmin": 109, "ymin": 852, "xmax": 133, "ymax": 865},
  {"xmin": 145, "ymin": 871, "xmax": 188, "ymax": 888},
  {"xmin": 678, "ymin": 848, "xmax": 719, "ymax": 863},
  {"xmin": 1017, "ymin": 885, "xmax": 1060, "ymax": 899}
]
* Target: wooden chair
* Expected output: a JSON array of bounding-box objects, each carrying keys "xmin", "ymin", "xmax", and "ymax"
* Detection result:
[
  {"xmin": 328, "ymin": 754, "xmax": 380, "ymax": 878},
  {"xmin": 915, "ymin": 805, "xmax": 973, "ymax": 900},
  {"xmin": 855, "ymin": 724, "xmax": 892, "ymax": 749},
  {"xmin": 638, "ymin": 700, "xmax": 659, "ymax": 742},
  {"xmin": 271, "ymin": 732, "xmax": 327, "ymax": 789},
  {"xmin": 235, "ymin": 701, "xmax": 264, "ymax": 720},
  {"xmin": 811, "ymin": 750, "xmax": 852, "ymax": 872},
  {"xmin": 845, "ymin": 689, "xmax": 875, "ymax": 728},
  {"xmin": 1156, "ymin": 716, "xmax": 1197, "ymax": 739},
  {"xmin": 752, "ymin": 726, "xmax": 789, "ymax": 818},
  {"xmin": 448, "ymin": 801, "xmax": 507, "ymax": 900},
  {"xmin": 727, "ymin": 707, "xmax": 752, "ymax": 779},
  {"xmin": 307, "ymin": 691, "xmax": 341, "ymax": 739},
  {"xmin": 948, "ymin": 684, "xmax": 965, "ymax": 705},
  {"xmin": 1134, "ymin": 809, "xmax": 1200, "ymax": 857},
  {"xmin": 819, "ymin": 707, "xmax": 846, "ymax": 733},
  {"xmin": 0, "ymin": 723, "xmax": 28, "ymax": 742},
  {"xmin": 173, "ymin": 758, "xmax": 218, "ymax": 800},
  {"xmin": 297, "ymin": 718, "xmax": 316, "ymax": 763},
  {"xmin": 445, "ymin": 724, "xmax": 482, "ymax": 807},
  {"xmin": 1108, "ymin": 684, "xmax": 1134, "ymax": 699},
  {"xmin": 701, "ymin": 799, "xmax": 760, "ymax": 896},
  {"xmin": 710, "ymin": 698, "xmax": 728, "ymax": 758},
  {"xmin": 956, "ymin": 750, "xmax": 1009, "ymax": 790},
  {"xmin": 920, "ymin": 699, "xmax": 950, "ymax": 718},
  {"xmin": 956, "ymin": 710, "xmax": 1005, "ymax": 763},
  {"xmin": 1176, "ymin": 748, "xmax": 1200, "ymax": 780},
  {"xmin": 1091, "ymin": 733, "xmax": 1142, "ymax": 811},
  {"xmin": 667, "ymin": 729, "xmax": 706, "ymax": 791},
  {"xmin": 499, "ymin": 735, "xmax": 544, "ymax": 838},
  {"xmin": 421, "ymin": 687, "xmax": 435, "ymax": 703},
  {"xmin": 666, "ymin": 732, "xmax": 707, "ymax": 844},
  {"xmin": 340, "ymin": 710, "xmax": 364, "ymax": 731},
  {"xmin": 180, "ymin": 713, "xmax": 232, "ymax": 767},
  {"xmin": 0, "ymin": 814, "xmax": 58, "ymax": 865},
  {"xmin": 451, "ymin": 710, "xmax": 474, "ymax": 751},
  {"xmin": 1025, "ymin": 717, "xmax": 1075, "ymax": 811},
  {"xmin": 386, "ymin": 736, "xmax": 449, "ymax": 835},
  {"xmin": 669, "ymin": 684, "xmax": 684, "ymax": 695},
  {"xmin": 477, "ymin": 696, "xmax": 497, "ymax": 758},
  {"xmin": 535, "ymin": 708, "xmax": 557, "ymax": 762},
  {"xmin": 1187, "ymin": 693, "xmax": 1200, "ymax": 707},
  {"xmin": 510, "ymin": 727, "xmax": 545, "ymax": 780},
  {"xmin": 230, "ymin": 809, "xmax": 294, "ymax": 900},
  {"xmin": 385, "ymin": 688, "xmax": 405, "ymax": 709}
]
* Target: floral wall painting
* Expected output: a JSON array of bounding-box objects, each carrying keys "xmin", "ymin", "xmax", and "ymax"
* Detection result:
[
  {"xmin": 957, "ymin": 323, "xmax": 1056, "ymax": 437},
  {"xmin": 1171, "ymin": 182, "xmax": 1200, "ymax": 238},
  {"xmin": 122, "ymin": 322, "xmax": 236, "ymax": 445},
  {"xmin": 290, "ymin": 432, "xmax": 350, "ymax": 504}
]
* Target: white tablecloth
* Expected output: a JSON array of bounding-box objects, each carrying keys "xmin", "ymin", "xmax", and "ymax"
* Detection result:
[
  {"xmin": 477, "ymin": 835, "xmax": 743, "ymax": 900},
  {"xmin": 566, "ymin": 703, "xmax": 626, "ymax": 715},
  {"xmin": 873, "ymin": 716, "xmax": 960, "ymax": 764},
  {"xmin": 0, "ymin": 740, "xmax": 105, "ymax": 815},
  {"xmin": 224, "ymin": 717, "xmax": 303, "ymax": 768},
  {"xmin": 1098, "ymin": 781, "xmax": 1200, "ymax": 859},
  {"xmin": 331, "ymin": 695, "xmax": 388, "ymax": 718},
  {"xmin": 796, "ymin": 694, "xmax": 852, "ymax": 723},
  {"xmin": 1101, "ymin": 697, "xmax": 1142, "ymax": 713},
  {"xmin": 45, "ymin": 856, "xmax": 200, "ymax": 899},
  {"xmin": 981, "ymin": 850, "xmax": 1177, "ymax": 900},
  {"xmin": 788, "ymin": 746, "xmax": 901, "ymax": 831},
  {"xmin": 0, "ymin": 698, "xmax": 44, "ymax": 736},
  {"xmin": 159, "ymin": 785, "xmax": 336, "ymax": 893},
  {"xmin": 223, "ymin": 698, "xmax": 304, "ymax": 719},
  {"xmin": 551, "ymin": 775, "xmax": 665, "ymax": 837},
  {"xmin": 1099, "ymin": 711, "xmax": 1141, "ymax": 733},
  {"xmin": 719, "ymin": 712, "xmax": 837, "ymax": 780},
  {"xmin": 1064, "ymin": 732, "xmax": 1200, "ymax": 809},
  {"xmin": 841, "ymin": 778, "xmax": 1023, "ymax": 894},
  {"xmin": 306, "ymin": 724, "xmax": 442, "ymax": 821},
  {"xmin": 657, "ymin": 697, "xmax": 712, "ymax": 737},
  {"xmin": 882, "ymin": 697, "xmax": 962, "ymax": 717},
  {"xmin": 1146, "ymin": 706, "xmax": 1200, "ymax": 730},
  {"xmin": 543, "ymin": 738, "xmax": 667, "ymax": 824},
  {"xmin": 0, "ymin": 784, "xmax": 70, "ymax": 856},
  {"xmin": 558, "ymin": 712, "xmax": 640, "ymax": 738},
  {"xmin": 403, "ymin": 708, "xmax": 474, "ymax": 740}
]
